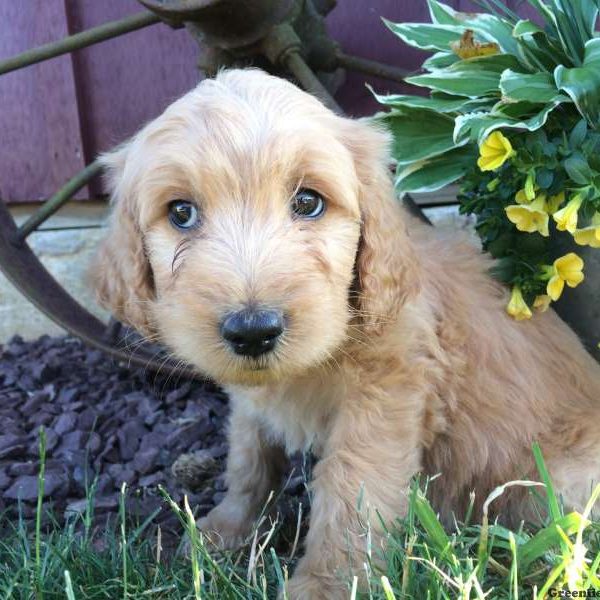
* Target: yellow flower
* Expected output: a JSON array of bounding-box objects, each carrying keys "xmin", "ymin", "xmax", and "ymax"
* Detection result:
[
  {"xmin": 533, "ymin": 294, "xmax": 551, "ymax": 313},
  {"xmin": 546, "ymin": 253, "xmax": 585, "ymax": 301},
  {"xmin": 506, "ymin": 286, "xmax": 532, "ymax": 320},
  {"xmin": 505, "ymin": 196, "xmax": 549, "ymax": 236},
  {"xmin": 574, "ymin": 212, "xmax": 600, "ymax": 248},
  {"xmin": 477, "ymin": 131, "xmax": 514, "ymax": 171},
  {"xmin": 515, "ymin": 188, "xmax": 531, "ymax": 204},
  {"xmin": 553, "ymin": 193, "xmax": 583, "ymax": 233},
  {"xmin": 545, "ymin": 191, "xmax": 565, "ymax": 215}
]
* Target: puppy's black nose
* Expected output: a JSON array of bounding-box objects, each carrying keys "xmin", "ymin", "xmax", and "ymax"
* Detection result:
[{"xmin": 221, "ymin": 309, "xmax": 284, "ymax": 357}]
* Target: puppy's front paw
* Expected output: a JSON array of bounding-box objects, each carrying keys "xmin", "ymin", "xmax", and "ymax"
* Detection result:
[
  {"xmin": 281, "ymin": 574, "xmax": 346, "ymax": 600},
  {"xmin": 194, "ymin": 502, "xmax": 253, "ymax": 551}
]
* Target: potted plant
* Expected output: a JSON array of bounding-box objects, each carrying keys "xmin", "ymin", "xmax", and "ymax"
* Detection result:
[{"xmin": 374, "ymin": 0, "xmax": 600, "ymax": 361}]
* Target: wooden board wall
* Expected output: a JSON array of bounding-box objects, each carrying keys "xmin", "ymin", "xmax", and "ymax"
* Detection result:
[{"xmin": 1, "ymin": 0, "xmax": 521, "ymax": 203}]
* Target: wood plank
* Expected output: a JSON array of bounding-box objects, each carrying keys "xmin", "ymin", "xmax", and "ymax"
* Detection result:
[
  {"xmin": 65, "ymin": 0, "xmax": 200, "ymax": 195},
  {"xmin": 0, "ymin": 0, "xmax": 86, "ymax": 202}
]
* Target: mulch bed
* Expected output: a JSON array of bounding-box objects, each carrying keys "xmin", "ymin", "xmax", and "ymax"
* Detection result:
[{"xmin": 0, "ymin": 334, "xmax": 308, "ymax": 544}]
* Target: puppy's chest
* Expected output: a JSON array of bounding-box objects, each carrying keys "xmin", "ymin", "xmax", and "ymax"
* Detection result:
[{"xmin": 227, "ymin": 377, "xmax": 339, "ymax": 455}]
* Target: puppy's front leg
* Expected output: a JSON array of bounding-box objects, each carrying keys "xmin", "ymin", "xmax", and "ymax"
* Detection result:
[
  {"xmin": 197, "ymin": 399, "xmax": 287, "ymax": 549},
  {"xmin": 286, "ymin": 387, "xmax": 423, "ymax": 600}
]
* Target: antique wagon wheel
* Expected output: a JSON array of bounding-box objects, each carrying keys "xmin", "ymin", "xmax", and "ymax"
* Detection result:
[{"xmin": 0, "ymin": 0, "xmax": 412, "ymax": 374}]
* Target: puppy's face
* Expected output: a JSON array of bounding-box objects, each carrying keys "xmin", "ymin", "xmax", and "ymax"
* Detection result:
[{"xmin": 95, "ymin": 70, "xmax": 414, "ymax": 386}]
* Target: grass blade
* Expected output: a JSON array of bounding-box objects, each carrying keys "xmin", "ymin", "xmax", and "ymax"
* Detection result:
[
  {"xmin": 519, "ymin": 512, "xmax": 586, "ymax": 568},
  {"xmin": 64, "ymin": 570, "xmax": 76, "ymax": 600},
  {"xmin": 532, "ymin": 442, "xmax": 563, "ymax": 521},
  {"xmin": 35, "ymin": 426, "xmax": 46, "ymax": 599}
]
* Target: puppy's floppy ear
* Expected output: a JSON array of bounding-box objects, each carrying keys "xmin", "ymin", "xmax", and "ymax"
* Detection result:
[
  {"xmin": 92, "ymin": 143, "xmax": 156, "ymax": 335},
  {"xmin": 343, "ymin": 120, "xmax": 421, "ymax": 333}
]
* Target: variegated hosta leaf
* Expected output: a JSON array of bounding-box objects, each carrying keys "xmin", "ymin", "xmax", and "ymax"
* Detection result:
[
  {"xmin": 383, "ymin": 20, "xmax": 464, "ymax": 52},
  {"xmin": 377, "ymin": 107, "xmax": 461, "ymax": 166},
  {"xmin": 395, "ymin": 147, "xmax": 476, "ymax": 193},
  {"xmin": 546, "ymin": 0, "xmax": 599, "ymax": 64},
  {"xmin": 554, "ymin": 38, "xmax": 600, "ymax": 127},
  {"xmin": 406, "ymin": 54, "xmax": 523, "ymax": 98},
  {"xmin": 368, "ymin": 86, "xmax": 492, "ymax": 114},
  {"xmin": 516, "ymin": 31, "xmax": 571, "ymax": 72},
  {"xmin": 427, "ymin": 0, "xmax": 460, "ymax": 26},
  {"xmin": 500, "ymin": 70, "xmax": 566, "ymax": 104},
  {"xmin": 513, "ymin": 19, "xmax": 544, "ymax": 37},
  {"xmin": 454, "ymin": 101, "xmax": 563, "ymax": 144},
  {"xmin": 425, "ymin": 0, "xmax": 520, "ymax": 55},
  {"xmin": 423, "ymin": 51, "xmax": 460, "ymax": 71}
]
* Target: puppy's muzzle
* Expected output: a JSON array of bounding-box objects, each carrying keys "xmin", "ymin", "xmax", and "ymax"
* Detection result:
[{"xmin": 221, "ymin": 308, "xmax": 284, "ymax": 358}]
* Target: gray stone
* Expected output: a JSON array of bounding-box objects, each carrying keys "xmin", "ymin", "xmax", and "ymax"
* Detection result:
[
  {"xmin": 4, "ymin": 472, "xmax": 62, "ymax": 500},
  {"xmin": 54, "ymin": 412, "xmax": 77, "ymax": 435},
  {"xmin": 132, "ymin": 447, "xmax": 159, "ymax": 475}
]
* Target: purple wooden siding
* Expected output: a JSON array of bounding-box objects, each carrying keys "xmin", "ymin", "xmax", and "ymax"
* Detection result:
[
  {"xmin": 0, "ymin": 1, "xmax": 86, "ymax": 202},
  {"xmin": 2, "ymin": 0, "xmax": 518, "ymax": 202}
]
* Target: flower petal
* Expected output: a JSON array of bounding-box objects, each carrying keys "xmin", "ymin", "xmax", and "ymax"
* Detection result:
[
  {"xmin": 533, "ymin": 295, "xmax": 551, "ymax": 312},
  {"xmin": 506, "ymin": 286, "xmax": 532, "ymax": 320},
  {"xmin": 574, "ymin": 227, "xmax": 600, "ymax": 248},
  {"xmin": 515, "ymin": 189, "xmax": 529, "ymax": 204},
  {"xmin": 547, "ymin": 275, "xmax": 564, "ymax": 301},
  {"xmin": 565, "ymin": 271, "xmax": 584, "ymax": 288}
]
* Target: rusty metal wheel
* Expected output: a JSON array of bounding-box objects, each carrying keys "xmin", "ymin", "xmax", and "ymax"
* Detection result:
[{"xmin": 0, "ymin": 0, "xmax": 411, "ymax": 374}]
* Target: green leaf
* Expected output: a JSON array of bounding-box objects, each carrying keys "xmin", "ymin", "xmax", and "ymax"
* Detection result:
[
  {"xmin": 383, "ymin": 20, "xmax": 464, "ymax": 52},
  {"xmin": 424, "ymin": 0, "xmax": 520, "ymax": 54},
  {"xmin": 563, "ymin": 152, "xmax": 593, "ymax": 185},
  {"xmin": 517, "ymin": 30, "xmax": 571, "ymax": 72},
  {"xmin": 487, "ymin": 232, "xmax": 514, "ymax": 258},
  {"xmin": 412, "ymin": 490, "xmax": 452, "ymax": 556},
  {"xmin": 423, "ymin": 51, "xmax": 460, "ymax": 71},
  {"xmin": 570, "ymin": 0, "xmax": 600, "ymax": 41},
  {"xmin": 454, "ymin": 101, "xmax": 560, "ymax": 144},
  {"xmin": 554, "ymin": 38, "xmax": 600, "ymax": 127},
  {"xmin": 526, "ymin": 0, "xmax": 560, "ymax": 39},
  {"xmin": 406, "ymin": 54, "xmax": 522, "ymax": 98},
  {"xmin": 489, "ymin": 257, "xmax": 516, "ymax": 283},
  {"xmin": 513, "ymin": 19, "xmax": 544, "ymax": 37},
  {"xmin": 459, "ymin": 12, "xmax": 521, "ymax": 55},
  {"xmin": 550, "ymin": 0, "xmax": 599, "ymax": 64},
  {"xmin": 395, "ymin": 147, "xmax": 476, "ymax": 193},
  {"xmin": 379, "ymin": 108, "xmax": 459, "ymax": 166},
  {"xmin": 499, "ymin": 70, "xmax": 564, "ymax": 104},
  {"xmin": 536, "ymin": 168, "xmax": 554, "ymax": 189},
  {"xmin": 569, "ymin": 118, "xmax": 588, "ymax": 149},
  {"xmin": 530, "ymin": 0, "xmax": 583, "ymax": 64},
  {"xmin": 512, "ymin": 19, "xmax": 566, "ymax": 70},
  {"xmin": 427, "ymin": 0, "xmax": 459, "ymax": 26},
  {"xmin": 519, "ymin": 513, "xmax": 585, "ymax": 568},
  {"xmin": 369, "ymin": 87, "xmax": 492, "ymax": 114}
]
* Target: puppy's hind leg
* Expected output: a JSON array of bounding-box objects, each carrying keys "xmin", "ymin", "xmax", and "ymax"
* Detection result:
[
  {"xmin": 197, "ymin": 401, "xmax": 288, "ymax": 550},
  {"xmin": 544, "ymin": 434, "xmax": 600, "ymax": 519}
]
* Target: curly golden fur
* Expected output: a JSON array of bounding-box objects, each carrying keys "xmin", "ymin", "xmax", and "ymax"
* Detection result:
[{"xmin": 94, "ymin": 69, "xmax": 600, "ymax": 599}]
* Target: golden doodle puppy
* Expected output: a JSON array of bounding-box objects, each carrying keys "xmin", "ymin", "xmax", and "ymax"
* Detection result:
[{"xmin": 95, "ymin": 69, "xmax": 600, "ymax": 599}]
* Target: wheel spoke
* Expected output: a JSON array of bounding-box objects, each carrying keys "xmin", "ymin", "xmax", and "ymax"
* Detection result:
[
  {"xmin": 17, "ymin": 161, "xmax": 103, "ymax": 240},
  {"xmin": 0, "ymin": 11, "xmax": 161, "ymax": 76}
]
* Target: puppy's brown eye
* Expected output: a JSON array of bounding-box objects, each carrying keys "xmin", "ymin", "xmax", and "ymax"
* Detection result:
[
  {"xmin": 291, "ymin": 188, "xmax": 325, "ymax": 219},
  {"xmin": 168, "ymin": 200, "xmax": 199, "ymax": 230}
]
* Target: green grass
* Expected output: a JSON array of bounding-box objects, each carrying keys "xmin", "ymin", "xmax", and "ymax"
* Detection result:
[{"xmin": 1, "ymin": 435, "xmax": 598, "ymax": 599}]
